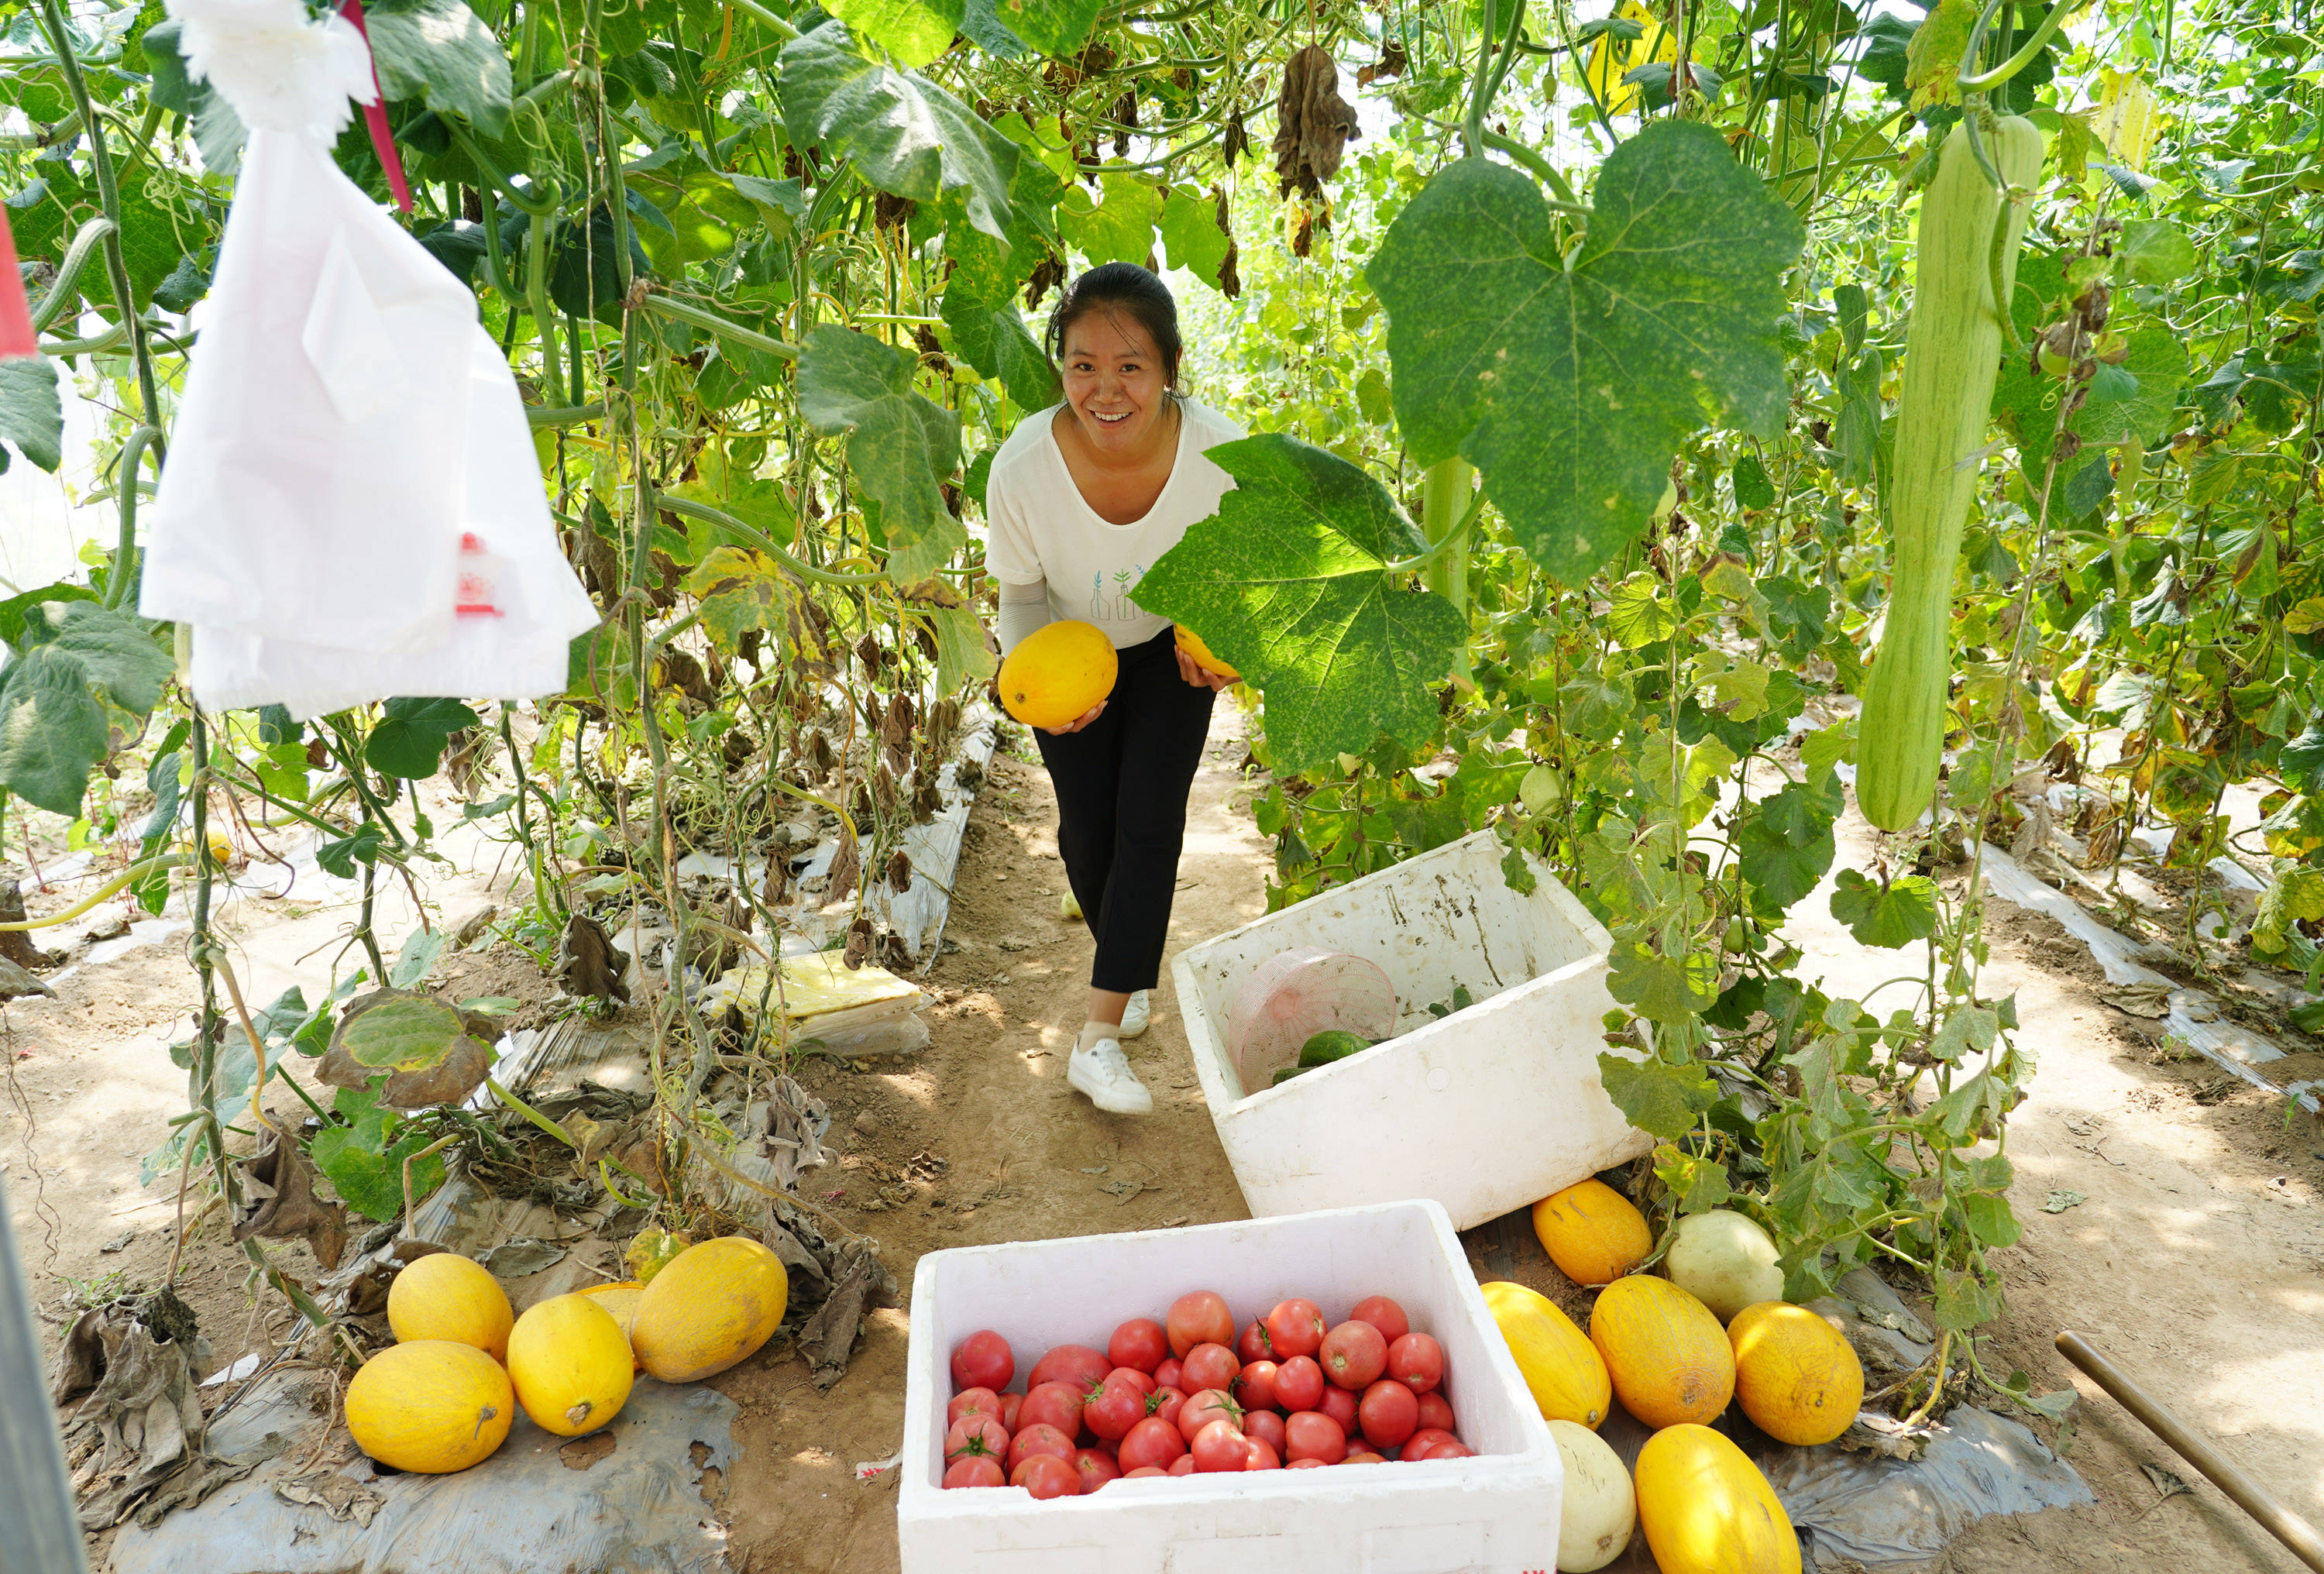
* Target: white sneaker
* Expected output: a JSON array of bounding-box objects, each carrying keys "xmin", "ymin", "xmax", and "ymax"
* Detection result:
[
  {"xmin": 1118, "ymin": 990, "xmax": 1153, "ymax": 1040},
  {"xmin": 1067, "ymin": 1036, "xmax": 1153, "ymax": 1115}
]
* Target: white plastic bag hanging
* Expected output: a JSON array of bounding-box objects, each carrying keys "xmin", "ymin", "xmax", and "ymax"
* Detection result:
[{"xmin": 139, "ymin": 0, "xmax": 598, "ymax": 718}]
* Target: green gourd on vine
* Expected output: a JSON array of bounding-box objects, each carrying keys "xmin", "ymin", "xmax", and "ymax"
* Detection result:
[{"xmin": 1855, "ymin": 115, "xmax": 2045, "ymax": 832}]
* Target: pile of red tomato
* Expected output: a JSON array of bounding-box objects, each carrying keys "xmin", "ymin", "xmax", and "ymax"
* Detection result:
[{"xmin": 942, "ymin": 1289, "xmax": 1474, "ymax": 1498}]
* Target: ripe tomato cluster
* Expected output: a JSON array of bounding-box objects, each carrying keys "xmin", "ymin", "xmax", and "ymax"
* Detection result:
[{"xmin": 941, "ymin": 1290, "xmax": 1472, "ymax": 1497}]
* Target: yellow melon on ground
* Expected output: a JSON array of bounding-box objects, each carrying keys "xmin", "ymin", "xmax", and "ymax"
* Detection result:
[
  {"xmin": 577, "ymin": 1280, "xmax": 646, "ymax": 1371},
  {"xmin": 1590, "ymin": 1273, "xmax": 1734, "ymax": 1429},
  {"xmin": 346, "ymin": 1340, "xmax": 515, "ymax": 1473},
  {"xmin": 508, "ymin": 1294, "xmax": 636, "ymax": 1437},
  {"xmin": 1174, "ymin": 625, "xmax": 1241, "ymax": 681},
  {"xmin": 1480, "ymin": 1280, "xmax": 1610, "ymax": 1429},
  {"xmin": 1729, "ymin": 1301, "xmax": 1863, "ymax": 1445},
  {"xmin": 1634, "ymin": 1423, "xmax": 1800, "ymax": 1574},
  {"xmin": 388, "ymin": 1253, "xmax": 514, "ymax": 1363},
  {"xmin": 631, "ymin": 1236, "xmax": 789, "ymax": 1383},
  {"xmin": 1532, "ymin": 1179, "xmax": 1652, "ymax": 1287},
  {"xmin": 998, "ymin": 620, "xmax": 1118, "ymax": 729}
]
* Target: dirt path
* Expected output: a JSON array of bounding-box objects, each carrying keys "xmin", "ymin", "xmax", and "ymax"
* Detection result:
[{"xmin": 8, "ymin": 699, "xmax": 2322, "ymax": 1574}]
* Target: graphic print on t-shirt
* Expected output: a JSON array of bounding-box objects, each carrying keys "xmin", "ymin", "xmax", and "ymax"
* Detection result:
[{"xmin": 1088, "ymin": 565, "xmax": 1146, "ymax": 622}]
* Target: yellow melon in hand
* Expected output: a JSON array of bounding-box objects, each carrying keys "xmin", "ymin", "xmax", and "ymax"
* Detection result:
[
  {"xmin": 346, "ymin": 1340, "xmax": 514, "ymax": 1473},
  {"xmin": 388, "ymin": 1253, "xmax": 514, "ymax": 1363},
  {"xmin": 1174, "ymin": 625, "xmax": 1240, "ymax": 681},
  {"xmin": 508, "ymin": 1294, "xmax": 636, "ymax": 1436},
  {"xmin": 631, "ymin": 1236, "xmax": 789, "ymax": 1383},
  {"xmin": 998, "ymin": 620, "xmax": 1118, "ymax": 729}
]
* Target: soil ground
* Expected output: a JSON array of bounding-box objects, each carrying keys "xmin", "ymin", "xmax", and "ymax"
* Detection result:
[{"xmin": 7, "ymin": 700, "xmax": 2322, "ymax": 1572}]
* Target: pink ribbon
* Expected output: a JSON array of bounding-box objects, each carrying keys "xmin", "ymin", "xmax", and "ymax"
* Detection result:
[
  {"xmin": 0, "ymin": 206, "xmax": 37, "ymax": 358},
  {"xmin": 337, "ymin": 0, "xmax": 413, "ymax": 214}
]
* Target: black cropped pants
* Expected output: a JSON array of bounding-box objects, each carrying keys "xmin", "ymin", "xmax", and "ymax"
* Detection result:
[{"xmin": 1033, "ymin": 627, "xmax": 1216, "ymax": 995}]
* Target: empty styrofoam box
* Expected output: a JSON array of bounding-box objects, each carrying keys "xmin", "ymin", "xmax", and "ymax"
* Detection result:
[
  {"xmin": 899, "ymin": 1200, "xmax": 1562, "ymax": 1574},
  {"xmin": 1174, "ymin": 830, "xmax": 1653, "ymax": 1232}
]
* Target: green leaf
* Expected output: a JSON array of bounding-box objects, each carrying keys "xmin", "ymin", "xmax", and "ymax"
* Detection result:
[
  {"xmin": 1605, "ymin": 573, "xmax": 1678, "ymax": 649},
  {"xmin": 366, "ymin": 0, "xmax": 514, "ymax": 139},
  {"xmin": 0, "ymin": 603, "xmax": 171, "ymax": 816},
  {"xmin": 2117, "ymin": 218, "xmax": 2195, "ymax": 284},
  {"xmin": 1499, "ymin": 840, "xmax": 1538, "ymax": 895},
  {"xmin": 1608, "ymin": 939, "xmax": 1721, "ymax": 1022},
  {"xmin": 982, "ymin": 0, "xmax": 1101, "ymax": 53},
  {"xmin": 1734, "ymin": 777, "xmax": 1840, "ymax": 909},
  {"xmin": 0, "ymin": 357, "xmax": 64, "ymax": 473},
  {"xmin": 1654, "ymin": 1142, "xmax": 1732, "ymax": 1213},
  {"xmin": 1928, "ymin": 1003, "xmax": 1999, "ymax": 1063},
  {"xmin": 1367, "ymin": 122, "xmax": 1803, "ymax": 586},
  {"xmin": 1930, "ymin": 1266, "xmax": 2004, "ymax": 1331},
  {"xmin": 726, "ymin": 173, "xmax": 806, "ymax": 242},
  {"xmin": 991, "ymin": 308, "xmax": 1062, "ymax": 410},
  {"xmin": 1597, "ymin": 1051, "xmax": 1720, "ymax": 1139},
  {"xmin": 1129, "ymin": 435, "xmax": 1464, "ymax": 774},
  {"xmin": 311, "ymin": 1122, "xmax": 445, "ymax": 1222},
  {"xmin": 366, "ymin": 696, "xmax": 480, "ymax": 780},
  {"xmin": 0, "ymin": 583, "xmax": 97, "ymax": 655},
  {"xmin": 1059, "ymin": 172, "xmax": 1160, "ymax": 266},
  {"xmin": 1800, "ymin": 721, "xmax": 1854, "ymax": 789},
  {"xmin": 797, "ymin": 325, "xmax": 964, "ymax": 574},
  {"xmin": 316, "ymin": 821, "xmax": 387, "ymax": 878},
  {"xmin": 1732, "ymin": 452, "xmax": 1776, "ymax": 509},
  {"xmin": 318, "ymin": 991, "xmax": 496, "ymax": 1107},
  {"xmin": 930, "ymin": 603, "xmax": 997, "ymax": 695},
  {"xmin": 1828, "ymin": 868, "xmax": 1937, "ymax": 948},
  {"xmin": 1158, "ymin": 185, "xmax": 1232, "ymax": 287},
  {"xmin": 823, "ymin": 0, "xmax": 964, "ymax": 67},
  {"xmin": 779, "ymin": 21, "xmax": 1019, "ymax": 242},
  {"xmin": 686, "ymin": 547, "xmax": 795, "ymax": 651},
  {"xmin": 937, "ymin": 161, "xmax": 1064, "ymax": 377}
]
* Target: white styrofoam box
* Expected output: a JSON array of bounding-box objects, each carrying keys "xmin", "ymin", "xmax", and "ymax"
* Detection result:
[
  {"xmin": 1174, "ymin": 829, "xmax": 1653, "ymax": 1232},
  {"xmin": 899, "ymin": 1200, "xmax": 1562, "ymax": 1574}
]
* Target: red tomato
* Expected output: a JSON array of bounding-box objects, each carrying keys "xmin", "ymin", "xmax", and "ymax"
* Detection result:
[
  {"xmin": 1235, "ymin": 1358, "xmax": 1281, "ymax": 1413},
  {"xmin": 1416, "ymin": 1392, "xmax": 1456, "ymax": 1434},
  {"xmin": 944, "ymin": 1456, "xmax": 1005, "ymax": 1488},
  {"xmin": 1153, "ymin": 1357, "xmax": 1184, "ymax": 1391},
  {"xmin": 1168, "ymin": 1454, "xmax": 1196, "ymax": 1476},
  {"xmin": 1167, "ymin": 1291, "xmax": 1235, "ymax": 1357},
  {"xmin": 1108, "ymin": 1318, "xmax": 1170, "ymax": 1374},
  {"xmin": 946, "ymin": 1387, "xmax": 1001, "ymax": 1428},
  {"xmin": 1264, "ymin": 1298, "xmax": 1326, "ymax": 1360},
  {"xmin": 1398, "ymin": 1427, "xmax": 1456, "ymax": 1460},
  {"xmin": 1417, "ymin": 1440, "xmax": 1475, "ymax": 1461},
  {"xmin": 1147, "ymin": 1386, "xmax": 1187, "ymax": 1429},
  {"xmin": 1242, "ymin": 1435, "xmax": 1281, "ymax": 1469},
  {"xmin": 1180, "ymin": 1342, "xmax": 1241, "ymax": 1397},
  {"xmin": 1359, "ymin": 1379, "xmax": 1419, "ymax": 1449},
  {"xmin": 1236, "ymin": 1318, "xmax": 1274, "ymax": 1364},
  {"xmin": 1274, "ymin": 1356, "xmax": 1325, "ymax": 1413},
  {"xmin": 1178, "ymin": 1388, "xmax": 1243, "ymax": 1445},
  {"xmin": 1071, "ymin": 1445, "xmax": 1122, "ymax": 1494},
  {"xmin": 1287, "ymin": 1456, "xmax": 1328, "ymax": 1469},
  {"xmin": 1019, "ymin": 1381, "xmax": 1085, "ymax": 1440},
  {"xmin": 1118, "ymin": 1415, "xmax": 1187, "ymax": 1473},
  {"xmin": 1318, "ymin": 1384, "xmax": 1360, "ymax": 1436},
  {"xmin": 998, "ymin": 1393, "xmax": 1023, "ymax": 1432},
  {"xmin": 950, "ymin": 1329, "xmax": 1014, "ymax": 1394},
  {"xmin": 1349, "ymin": 1295, "xmax": 1411, "ymax": 1344},
  {"xmin": 1320, "ymin": 1321, "xmax": 1387, "ymax": 1390},
  {"xmin": 944, "ymin": 1414, "xmax": 1009, "ymax": 1463},
  {"xmin": 1012, "ymin": 1453, "xmax": 1080, "ymax": 1498},
  {"xmin": 1243, "ymin": 1408, "xmax": 1287, "ymax": 1455},
  {"xmin": 1191, "ymin": 1419, "xmax": 1249, "ymax": 1473},
  {"xmin": 1283, "ymin": 1410, "xmax": 1346, "ymax": 1465},
  {"xmin": 1386, "ymin": 1332, "xmax": 1444, "ymax": 1394},
  {"xmin": 1107, "ymin": 1366, "xmax": 1157, "ymax": 1397},
  {"xmin": 1006, "ymin": 1422, "xmax": 1076, "ymax": 1474},
  {"xmin": 1122, "ymin": 1466, "xmax": 1170, "ymax": 1479},
  {"xmin": 1342, "ymin": 1451, "xmax": 1387, "ymax": 1466},
  {"xmin": 1085, "ymin": 1374, "xmax": 1147, "ymax": 1442},
  {"xmin": 1027, "ymin": 1345, "xmax": 1110, "ymax": 1394}
]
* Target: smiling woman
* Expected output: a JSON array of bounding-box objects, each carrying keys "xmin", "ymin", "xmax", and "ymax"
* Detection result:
[{"xmin": 982, "ymin": 263, "xmax": 1246, "ymax": 1117}]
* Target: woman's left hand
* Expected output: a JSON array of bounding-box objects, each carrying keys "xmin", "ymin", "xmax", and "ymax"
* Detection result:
[{"xmin": 1174, "ymin": 647, "xmax": 1233, "ymax": 691}]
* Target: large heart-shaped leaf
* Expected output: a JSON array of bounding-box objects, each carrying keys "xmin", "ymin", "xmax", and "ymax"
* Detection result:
[
  {"xmin": 366, "ymin": 0, "xmax": 514, "ymax": 139},
  {"xmin": 823, "ymin": 0, "xmax": 964, "ymax": 68},
  {"xmin": 317, "ymin": 989, "xmax": 496, "ymax": 1109},
  {"xmin": 1131, "ymin": 435, "xmax": 1463, "ymax": 773},
  {"xmin": 366, "ymin": 696, "xmax": 481, "ymax": 780},
  {"xmin": 1367, "ymin": 120, "xmax": 1803, "ymax": 586},
  {"xmin": 0, "ymin": 357, "xmax": 64, "ymax": 474},
  {"xmin": 797, "ymin": 325, "xmax": 964, "ymax": 578},
  {"xmin": 0, "ymin": 603, "xmax": 171, "ymax": 816},
  {"xmin": 779, "ymin": 20, "xmax": 1019, "ymax": 242}
]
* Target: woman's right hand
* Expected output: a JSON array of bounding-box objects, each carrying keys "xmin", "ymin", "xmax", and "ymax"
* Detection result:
[{"xmin": 1044, "ymin": 701, "xmax": 1107, "ymax": 735}]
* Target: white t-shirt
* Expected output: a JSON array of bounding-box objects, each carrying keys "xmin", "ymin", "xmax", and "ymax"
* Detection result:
[{"xmin": 984, "ymin": 398, "xmax": 1246, "ymax": 650}]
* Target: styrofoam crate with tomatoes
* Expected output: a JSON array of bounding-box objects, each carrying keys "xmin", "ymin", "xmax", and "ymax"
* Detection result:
[
  {"xmin": 1172, "ymin": 829, "xmax": 1655, "ymax": 1233},
  {"xmin": 899, "ymin": 1200, "xmax": 1561, "ymax": 1574}
]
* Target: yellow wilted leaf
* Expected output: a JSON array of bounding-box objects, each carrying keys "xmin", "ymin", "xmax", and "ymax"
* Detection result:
[
  {"xmin": 2091, "ymin": 69, "xmax": 2161, "ymax": 172},
  {"xmin": 1903, "ymin": 0, "xmax": 1978, "ymax": 110},
  {"xmin": 1583, "ymin": 1, "xmax": 1676, "ymax": 118}
]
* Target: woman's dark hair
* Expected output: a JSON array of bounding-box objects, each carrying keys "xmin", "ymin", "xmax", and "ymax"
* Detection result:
[{"xmin": 1043, "ymin": 262, "xmax": 1184, "ymax": 391}]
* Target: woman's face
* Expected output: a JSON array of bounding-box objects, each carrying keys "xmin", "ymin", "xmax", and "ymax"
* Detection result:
[{"xmin": 1060, "ymin": 309, "xmax": 1171, "ymax": 456}]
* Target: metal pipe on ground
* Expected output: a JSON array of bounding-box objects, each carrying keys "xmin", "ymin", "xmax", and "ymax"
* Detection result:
[{"xmin": 2057, "ymin": 1328, "xmax": 2324, "ymax": 1573}]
